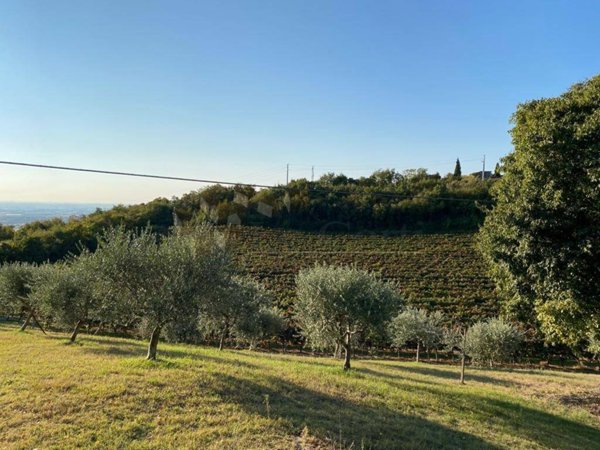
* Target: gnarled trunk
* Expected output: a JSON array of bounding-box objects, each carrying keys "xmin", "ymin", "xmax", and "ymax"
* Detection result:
[
  {"xmin": 146, "ymin": 325, "xmax": 161, "ymax": 360},
  {"xmin": 20, "ymin": 311, "xmax": 33, "ymax": 331},
  {"xmin": 342, "ymin": 333, "xmax": 351, "ymax": 370},
  {"xmin": 31, "ymin": 312, "xmax": 47, "ymax": 335},
  {"xmin": 70, "ymin": 320, "xmax": 83, "ymax": 343},
  {"xmin": 334, "ymin": 342, "xmax": 342, "ymax": 359}
]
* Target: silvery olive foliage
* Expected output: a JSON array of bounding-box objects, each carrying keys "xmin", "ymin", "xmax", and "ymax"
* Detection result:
[
  {"xmin": 0, "ymin": 262, "xmax": 42, "ymax": 330},
  {"xmin": 93, "ymin": 224, "xmax": 232, "ymax": 359},
  {"xmin": 31, "ymin": 258, "xmax": 97, "ymax": 341},
  {"xmin": 295, "ymin": 264, "xmax": 401, "ymax": 369},
  {"xmin": 199, "ymin": 275, "xmax": 283, "ymax": 349},
  {"xmin": 388, "ymin": 307, "xmax": 445, "ymax": 361},
  {"xmin": 464, "ymin": 317, "xmax": 523, "ymax": 367}
]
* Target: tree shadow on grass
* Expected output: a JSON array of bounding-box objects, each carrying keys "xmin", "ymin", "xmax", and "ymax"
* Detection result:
[
  {"xmin": 371, "ymin": 362, "xmax": 517, "ymax": 387},
  {"xmin": 210, "ymin": 372, "xmax": 499, "ymax": 450},
  {"xmin": 356, "ymin": 366, "xmax": 445, "ymax": 388},
  {"xmin": 443, "ymin": 388, "xmax": 600, "ymax": 449},
  {"xmin": 211, "ymin": 371, "xmax": 600, "ymax": 450},
  {"xmin": 361, "ymin": 364, "xmax": 599, "ymax": 447},
  {"xmin": 159, "ymin": 347, "xmax": 260, "ymax": 370},
  {"xmin": 77, "ymin": 338, "xmax": 260, "ymax": 370}
]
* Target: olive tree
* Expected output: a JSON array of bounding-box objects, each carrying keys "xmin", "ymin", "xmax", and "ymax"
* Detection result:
[
  {"xmin": 295, "ymin": 265, "xmax": 401, "ymax": 370},
  {"xmin": 32, "ymin": 253, "xmax": 103, "ymax": 343},
  {"xmin": 464, "ymin": 317, "xmax": 523, "ymax": 367},
  {"xmin": 478, "ymin": 75, "xmax": 600, "ymax": 349},
  {"xmin": 0, "ymin": 262, "xmax": 46, "ymax": 333},
  {"xmin": 444, "ymin": 326, "xmax": 468, "ymax": 383},
  {"xmin": 95, "ymin": 224, "xmax": 231, "ymax": 360},
  {"xmin": 251, "ymin": 307, "xmax": 285, "ymax": 348},
  {"xmin": 388, "ymin": 308, "xmax": 444, "ymax": 362},
  {"xmin": 199, "ymin": 276, "xmax": 280, "ymax": 350}
]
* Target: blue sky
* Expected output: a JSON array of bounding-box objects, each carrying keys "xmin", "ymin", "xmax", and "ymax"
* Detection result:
[{"xmin": 1, "ymin": 0, "xmax": 599, "ymax": 203}]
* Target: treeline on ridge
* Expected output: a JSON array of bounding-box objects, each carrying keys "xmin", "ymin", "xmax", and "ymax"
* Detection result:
[{"xmin": 0, "ymin": 168, "xmax": 494, "ymax": 264}]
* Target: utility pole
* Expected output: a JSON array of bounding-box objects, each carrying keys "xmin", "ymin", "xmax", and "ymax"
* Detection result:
[
  {"xmin": 286, "ymin": 163, "xmax": 289, "ymax": 185},
  {"xmin": 481, "ymin": 154, "xmax": 486, "ymax": 181},
  {"xmin": 311, "ymin": 165, "xmax": 314, "ymax": 182}
]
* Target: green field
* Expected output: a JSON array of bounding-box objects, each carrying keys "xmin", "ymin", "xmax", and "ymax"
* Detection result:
[
  {"xmin": 2, "ymin": 324, "xmax": 599, "ymax": 449},
  {"xmin": 227, "ymin": 227, "xmax": 497, "ymax": 319}
]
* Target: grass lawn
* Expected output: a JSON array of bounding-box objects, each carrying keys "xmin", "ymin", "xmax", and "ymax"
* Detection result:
[{"xmin": 1, "ymin": 323, "xmax": 599, "ymax": 449}]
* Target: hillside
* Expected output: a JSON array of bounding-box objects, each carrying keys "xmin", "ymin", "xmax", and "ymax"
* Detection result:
[
  {"xmin": 1, "ymin": 324, "xmax": 599, "ymax": 449},
  {"xmin": 227, "ymin": 227, "xmax": 497, "ymax": 320},
  {"xmin": 0, "ymin": 170, "xmax": 493, "ymax": 265}
]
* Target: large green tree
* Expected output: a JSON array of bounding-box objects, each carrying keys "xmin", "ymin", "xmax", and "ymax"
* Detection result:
[{"xmin": 478, "ymin": 75, "xmax": 600, "ymax": 349}]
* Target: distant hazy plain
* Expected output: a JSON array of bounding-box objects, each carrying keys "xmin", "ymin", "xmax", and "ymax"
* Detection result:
[{"xmin": 0, "ymin": 202, "xmax": 113, "ymax": 227}]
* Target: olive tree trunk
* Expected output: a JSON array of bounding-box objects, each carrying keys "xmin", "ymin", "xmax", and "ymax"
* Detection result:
[
  {"xmin": 31, "ymin": 312, "xmax": 47, "ymax": 335},
  {"xmin": 70, "ymin": 320, "xmax": 83, "ymax": 343},
  {"xmin": 146, "ymin": 325, "xmax": 162, "ymax": 360},
  {"xmin": 416, "ymin": 341, "xmax": 420, "ymax": 362},
  {"xmin": 219, "ymin": 327, "xmax": 227, "ymax": 351},
  {"xmin": 459, "ymin": 330, "xmax": 467, "ymax": 384},
  {"xmin": 20, "ymin": 311, "xmax": 33, "ymax": 331},
  {"xmin": 342, "ymin": 333, "xmax": 352, "ymax": 370}
]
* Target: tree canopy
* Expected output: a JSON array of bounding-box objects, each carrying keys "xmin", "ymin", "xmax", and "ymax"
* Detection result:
[
  {"xmin": 478, "ymin": 75, "xmax": 600, "ymax": 350},
  {"xmin": 92, "ymin": 224, "xmax": 232, "ymax": 359},
  {"xmin": 0, "ymin": 169, "xmax": 494, "ymax": 265},
  {"xmin": 295, "ymin": 265, "xmax": 401, "ymax": 369}
]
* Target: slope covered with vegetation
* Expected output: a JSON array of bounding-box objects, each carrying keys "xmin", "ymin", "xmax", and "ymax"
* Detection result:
[
  {"xmin": 227, "ymin": 227, "xmax": 496, "ymax": 321},
  {"xmin": 1, "ymin": 324, "xmax": 598, "ymax": 449},
  {"xmin": 0, "ymin": 170, "xmax": 493, "ymax": 264}
]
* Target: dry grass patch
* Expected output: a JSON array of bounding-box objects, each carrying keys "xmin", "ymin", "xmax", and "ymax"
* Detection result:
[{"xmin": 1, "ymin": 323, "xmax": 598, "ymax": 449}]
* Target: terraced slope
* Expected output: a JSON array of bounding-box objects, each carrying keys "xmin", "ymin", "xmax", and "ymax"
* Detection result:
[{"xmin": 226, "ymin": 227, "xmax": 497, "ymax": 320}]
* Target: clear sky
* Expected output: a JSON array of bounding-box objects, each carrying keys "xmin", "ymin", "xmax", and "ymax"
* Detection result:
[{"xmin": 1, "ymin": 0, "xmax": 599, "ymax": 204}]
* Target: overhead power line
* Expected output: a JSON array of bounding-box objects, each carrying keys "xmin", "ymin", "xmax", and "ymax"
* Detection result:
[
  {"xmin": 0, "ymin": 160, "xmax": 275, "ymax": 189},
  {"xmin": 0, "ymin": 159, "xmax": 491, "ymax": 203}
]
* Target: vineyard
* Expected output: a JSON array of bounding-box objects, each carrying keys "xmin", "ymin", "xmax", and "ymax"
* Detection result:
[{"xmin": 226, "ymin": 227, "xmax": 497, "ymax": 321}]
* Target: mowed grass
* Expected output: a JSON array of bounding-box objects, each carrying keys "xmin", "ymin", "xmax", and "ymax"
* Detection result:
[{"xmin": 1, "ymin": 324, "xmax": 599, "ymax": 450}]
